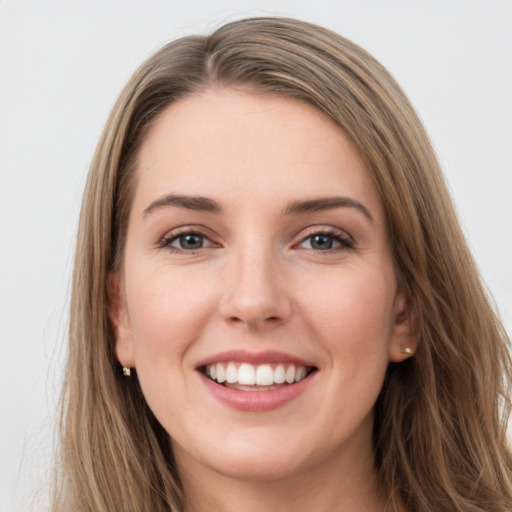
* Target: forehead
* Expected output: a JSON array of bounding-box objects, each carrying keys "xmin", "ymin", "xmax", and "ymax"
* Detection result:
[{"xmin": 134, "ymin": 89, "xmax": 383, "ymax": 216}]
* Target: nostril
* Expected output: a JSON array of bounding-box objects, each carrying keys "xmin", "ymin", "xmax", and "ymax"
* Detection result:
[{"xmin": 227, "ymin": 315, "xmax": 282, "ymax": 327}]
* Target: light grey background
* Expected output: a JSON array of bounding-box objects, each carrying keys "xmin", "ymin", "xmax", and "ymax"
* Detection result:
[{"xmin": 1, "ymin": 1, "xmax": 511, "ymax": 510}]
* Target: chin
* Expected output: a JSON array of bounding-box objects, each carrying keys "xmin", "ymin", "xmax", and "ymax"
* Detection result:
[
  {"xmin": 173, "ymin": 432, "xmax": 314, "ymax": 482},
  {"xmin": 209, "ymin": 451, "xmax": 308, "ymax": 482}
]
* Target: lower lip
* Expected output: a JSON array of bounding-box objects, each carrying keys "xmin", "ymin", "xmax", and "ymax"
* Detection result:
[{"xmin": 199, "ymin": 372, "xmax": 315, "ymax": 412}]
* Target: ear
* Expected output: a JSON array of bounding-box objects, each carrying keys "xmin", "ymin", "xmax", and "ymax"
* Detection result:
[
  {"xmin": 388, "ymin": 288, "xmax": 418, "ymax": 363},
  {"xmin": 108, "ymin": 273, "xmax": 135, "ymax": 368}
]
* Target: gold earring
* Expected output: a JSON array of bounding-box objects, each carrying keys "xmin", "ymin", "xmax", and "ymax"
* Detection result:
[
  {"xmin": 122, "ymin": 366, "xmax": 131, "ymax": 377},
  {"xmin": 400, "ymin": 347, "xmax": 412, "ymax": 355}
]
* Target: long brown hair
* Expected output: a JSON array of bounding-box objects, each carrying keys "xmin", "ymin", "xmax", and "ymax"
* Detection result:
[{"xmin": 53, "ymin": 17, "xmax": 512, "ymax": 511}]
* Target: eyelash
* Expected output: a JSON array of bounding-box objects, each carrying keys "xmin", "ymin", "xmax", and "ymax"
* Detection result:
[
  {"xmin": 157, "ymin": 228, "xmax": 216, "ymax": 253},
  {"xmin": 295, "ymin": 228, "xmax": 355, "ymax": 252},
  {"xmin": 157, "ymin": 227, "xmax": 355, "ymax": 254}
]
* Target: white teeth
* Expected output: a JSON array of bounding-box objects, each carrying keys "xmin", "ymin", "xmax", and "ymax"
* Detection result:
[
  {"xmin": 274, "ymin": 364, "xmax": 286, "ymax": 384},
  {"xmin": 226, "ymin": 363, "xmax": 238, "ymax": 384},
  {"xmin": 216, "ymin": 364, "xmax": 226, "ymax": 383},
  {"xmin": 256, "ymin": 364, "xmax": 274, "ymax": 386},
  {"xmin": 238, "ymin": 363, "xmax": 256, "ymax": 385},
  {"xmin": 285, "ymin": 365, "xmax": 296, "ymax": 384},
  {"xmin": 295, "ymin": 366, "xmax": 307, "ymax": 382},
  {"xmin": 205, "ymin": 362, "xmax": 312, "ymax": 387}
]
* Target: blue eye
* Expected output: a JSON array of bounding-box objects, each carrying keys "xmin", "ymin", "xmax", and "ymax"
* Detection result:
[
  {"xmin": 158, "ymin": 231, "xmax": 214, "ymax": 252},
  {"xmin": 172, "ymin": 234, "xmax": 205, "ymax": 250},
  {"xmin": 298, "ymin": 231, "xmax": 353, "ymax": 251},
  {"xmin": 309, "ymin": 234, "xmax": 336, "ymax": 250},
  {"xmin": 301, "ymin": 234, "xmax": 339, "ymax": 251}
]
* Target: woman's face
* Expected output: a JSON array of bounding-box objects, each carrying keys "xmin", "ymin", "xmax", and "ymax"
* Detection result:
[{"xmin": 112, "ymin": 90, "xmax": 414, "ymax": 483}]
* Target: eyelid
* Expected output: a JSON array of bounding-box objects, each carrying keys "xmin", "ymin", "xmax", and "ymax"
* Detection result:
[
  {"xmin": 156, "ymin": 224, "xmax": 355, "ymax": 253},
  {"xmin": 157, "ymin": 225, "xmax": 219, "ymax": 251},
  {"xmin": 293, "ymin": 225, "xmax": 355, "ymax": 250}
]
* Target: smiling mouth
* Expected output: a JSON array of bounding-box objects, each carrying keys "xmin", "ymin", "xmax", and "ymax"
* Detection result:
[{"xmin": 201, "ymin": 362, "xmax": 317, "ymax": 391}]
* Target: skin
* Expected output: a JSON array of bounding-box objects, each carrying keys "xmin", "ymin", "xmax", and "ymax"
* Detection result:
[{"xmin": 111, "ymin": 89, "xmax": 415, "ymax": 511}]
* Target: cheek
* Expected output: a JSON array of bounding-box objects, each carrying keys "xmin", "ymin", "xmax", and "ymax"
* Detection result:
[
  {"xmin": 124, "ymin": 264, "xmax": 216, "ymax": 363},
  {"xmin": 123, "ymin": 265, "xmax": 219, "ymax": 419},
  {"xmin": 299, "ymin": 265, "xmax": 395, "ymax": 361},
  {"xmin": 286, "ymin": 264, "xmax": 396, "ymax": 442}
]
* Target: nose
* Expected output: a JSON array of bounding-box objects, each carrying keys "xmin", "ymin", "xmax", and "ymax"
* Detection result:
[{"xmin": 219, "ymin": 245, "xmax": 292, "ymax": 331}]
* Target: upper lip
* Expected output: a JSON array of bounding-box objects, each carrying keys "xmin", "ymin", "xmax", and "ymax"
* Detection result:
[{"xmin": 196, "ymin": 350, "xmax": 317, "ymax": 369}]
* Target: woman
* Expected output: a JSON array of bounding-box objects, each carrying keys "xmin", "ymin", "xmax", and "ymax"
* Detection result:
[{"xmin": 53, "ymin": 17, "xmax": 512, "ymax": 511}]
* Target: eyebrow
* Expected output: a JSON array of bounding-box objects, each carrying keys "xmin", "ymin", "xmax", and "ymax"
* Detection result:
[
  {"xmin": 143, "ymin": 193, "xmax": 373, "ymax": 222},
  {"xmin": 143, "ymin": 194, "xmax": 222, "ymax": 216},
  {"xmin": 284, "ymin": 196, "xmax": 374, "ymax": 222}
]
